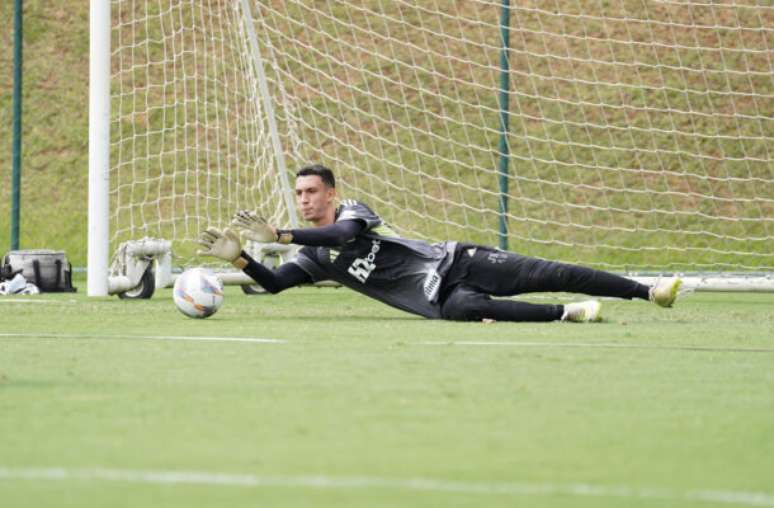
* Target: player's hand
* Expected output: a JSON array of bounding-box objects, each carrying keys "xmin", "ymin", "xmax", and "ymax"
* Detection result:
[
  {"xmin": 231, "ymin": 210, "xmax": 278, "ymax": 243},
  {"xmin": 197, "ymin": 227, "xmax": 242, "ymax": 262}
]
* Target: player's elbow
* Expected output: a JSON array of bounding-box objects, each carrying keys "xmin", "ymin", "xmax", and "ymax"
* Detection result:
[
  {"xmin": 328, "ymin": 220, "xmax": 362, "ymax": 245},
  {"xmin": 262, "ymin": 280, "xmax": 301, "ymax": 294},
  {"xmin": 261, "ymin": 282, "xmax": 283, "ymax": 294},
  {"xmin": 332, "ymin": 231, "xmax": 356, "ymax": 245}
]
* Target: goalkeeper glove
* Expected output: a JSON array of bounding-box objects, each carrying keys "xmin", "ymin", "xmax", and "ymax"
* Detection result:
[
  {"xmin": 231, "ymin": 210, "xmax": 292, "ymax": 244},
  {"xmin": 197, "ymin": 227, "xmax": 242, "ymax": 262}
]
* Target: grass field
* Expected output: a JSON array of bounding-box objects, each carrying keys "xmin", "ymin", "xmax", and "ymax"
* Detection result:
[
  {"xmin": 1, "ymin": 279, "xmax": 773, "ymax": 507},
  {"xmin": 1, "ymin": 4, "xmax": 771, "ymax": 505}
]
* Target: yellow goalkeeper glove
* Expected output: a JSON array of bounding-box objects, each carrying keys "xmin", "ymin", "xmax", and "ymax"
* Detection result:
[
  {"xmin": 231, "ymin": 210, "xmax": 292, "ymax": 244},
  {"xmin": 196, "ymin": 227, "xmax": 242, "ymax": 262}
]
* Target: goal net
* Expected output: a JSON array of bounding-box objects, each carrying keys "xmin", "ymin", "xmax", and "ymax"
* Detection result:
[{"xmin": 95, "ymin": 0, "xmax": 773, "ymax": 291}]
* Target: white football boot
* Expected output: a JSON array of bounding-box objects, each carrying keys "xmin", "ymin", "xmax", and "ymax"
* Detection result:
[
  {"xmin": 561, "ymin": 300, "xmax": 602, "ymax": 322},
  {"xmin": 649, "ymin": 277, "xmax": 682, "ymax": 308}
]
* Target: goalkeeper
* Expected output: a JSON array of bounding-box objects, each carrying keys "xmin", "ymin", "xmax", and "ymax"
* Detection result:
[{"xmin": 198, "ymin": 165, "xmax": 681, "ymax": 322}]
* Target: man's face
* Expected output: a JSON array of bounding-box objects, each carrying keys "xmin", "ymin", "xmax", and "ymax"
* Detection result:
[{"xmin": 295, "ymin": 175, "xmax": 336, "ymax": 223}]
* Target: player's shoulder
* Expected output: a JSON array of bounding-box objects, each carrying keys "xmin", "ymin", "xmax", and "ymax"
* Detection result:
[
  {"xmin": 297, "ymin": 245, "xmax": 315, "ymax": 255},
  {"xmin": 292, "ymin": 245, "xmax": 325, "ymax": 269},
  {"xmin": 340, "ymin": 198, "xmax": 360, "ymax": 208},
  {"xmin": 289, "ymin": 246, "xmax": 330, "ymax": 282},
  {"xmin": 337, "ymin": 199, "xmax": 380, "ymax": 223},
  {"xmin": 339, "ymin": 198, "xmax": 370, "ymax": 212}
]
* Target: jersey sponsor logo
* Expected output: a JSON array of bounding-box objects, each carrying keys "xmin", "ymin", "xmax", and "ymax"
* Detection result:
[{"xmin": 347, "ymin": 239, "xmax": 381, "ymax": 283}]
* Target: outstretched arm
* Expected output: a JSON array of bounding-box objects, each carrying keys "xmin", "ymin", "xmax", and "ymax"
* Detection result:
[
  {"xmin": 281, "ymin": 220, "xmax": 364, "ymax": 247},
  {"xmin": 237, "ymin": 251, "xmax": 312, "ymax": 294},
  {"xmin": 198, "ymin": 228, "xmax": 312, "ymax": 294},
  {"xmin": 232, "ymin": 211, "xmax": 365, "ymax": 247}
]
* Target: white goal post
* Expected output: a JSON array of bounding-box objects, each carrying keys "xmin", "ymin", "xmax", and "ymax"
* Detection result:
[{"xmin": 89, "ymin": 0, "xmax": 773, "ymax": 296}]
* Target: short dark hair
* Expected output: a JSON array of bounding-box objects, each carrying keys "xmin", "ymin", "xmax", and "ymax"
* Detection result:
[{"xmin": 296, "ymin": 164, "xmax": 335, "ymax": 188}]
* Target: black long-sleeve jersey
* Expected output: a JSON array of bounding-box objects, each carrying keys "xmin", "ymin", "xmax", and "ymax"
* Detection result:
[{"xmin": 243, "ymin": 200, "xmax": 457, "ymax": 319}]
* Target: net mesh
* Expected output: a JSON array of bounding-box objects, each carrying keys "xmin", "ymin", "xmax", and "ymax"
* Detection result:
[{"xmin": 110, "ymin": 0, "xmax": 773, "ymax": 272}]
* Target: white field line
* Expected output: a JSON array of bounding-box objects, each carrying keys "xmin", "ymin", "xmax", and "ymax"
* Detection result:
[
  {"xmin": 0, "ymin": 467, "xmax": 772, "ymax": 506},
  {"xmin": 0, "ymin": 299, "xmax": 74, "ymax": 304},
  {"xmin": 420, "ymin": 341, "xmax": 774, "ymax": 353},
  {"xmin": 0, "ymin": 333, "xmax": 284, "ymax": 344},
  {"xmin": 1, "ymin": 333, "xmax": 768, "ymax": 352}
]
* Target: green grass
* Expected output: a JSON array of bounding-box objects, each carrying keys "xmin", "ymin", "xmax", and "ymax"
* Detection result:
[{"xmin": 1, "ymin": 281, "xmax": 773, "ymax": 507}]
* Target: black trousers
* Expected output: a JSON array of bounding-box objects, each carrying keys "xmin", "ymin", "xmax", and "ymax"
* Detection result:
[{"xmin": 439, "ymin": 245, "xmax": 650, "ymax": 322}]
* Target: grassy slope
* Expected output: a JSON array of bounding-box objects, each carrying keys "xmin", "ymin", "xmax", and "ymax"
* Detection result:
[
  {"xmin": 0, "ymin": 284, "xmax": 773, "ymax": 507},
  {"xmin": 0, "ymin": 3, "xmax": 90, "ymax": 263}
]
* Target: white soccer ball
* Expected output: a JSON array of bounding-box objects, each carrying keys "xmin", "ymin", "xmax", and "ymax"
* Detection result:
[{"xmin": 173, "ymin": 268, "xmax": 224, "ymax": 319}]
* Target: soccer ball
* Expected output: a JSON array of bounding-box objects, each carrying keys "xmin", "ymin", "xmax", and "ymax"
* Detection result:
[{"xmin": 173, "ymin": 268, "xmax": 224, "ymax": 319}]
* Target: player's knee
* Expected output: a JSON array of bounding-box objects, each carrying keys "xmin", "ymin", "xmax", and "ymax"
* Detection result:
[{"xmin": 441, "ymin": 289, "xmax": 490, "ymax": 321}]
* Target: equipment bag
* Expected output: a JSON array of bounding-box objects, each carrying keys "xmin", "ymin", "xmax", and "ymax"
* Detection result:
[{"xmin": 1, "ymin": 250, "xmax": 76, "ymax": 292}]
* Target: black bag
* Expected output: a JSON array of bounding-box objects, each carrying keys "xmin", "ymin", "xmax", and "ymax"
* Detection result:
[{"xmin": 2, "ymin": 250, "xmax": 77, "ymax": 292}]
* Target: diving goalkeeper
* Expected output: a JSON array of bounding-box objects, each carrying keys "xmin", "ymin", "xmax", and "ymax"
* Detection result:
[{"xmin": 198, "ymin": 164, "xmax": 681, "ymax": 322}]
